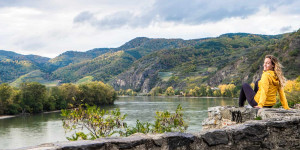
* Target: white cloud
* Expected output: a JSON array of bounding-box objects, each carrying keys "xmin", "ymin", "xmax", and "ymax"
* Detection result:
[{"xmin": 0, "ymin": 0, "xmax": 299, "ymax": 58}]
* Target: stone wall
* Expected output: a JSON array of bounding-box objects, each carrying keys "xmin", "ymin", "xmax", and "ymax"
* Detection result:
[
  {"xmin": 24, "ymin": 107, "xmax": 300, "ymax": 150},
  {"xmin": 202, "ymin": 106, "xmax": 300, "ymax": 130}
]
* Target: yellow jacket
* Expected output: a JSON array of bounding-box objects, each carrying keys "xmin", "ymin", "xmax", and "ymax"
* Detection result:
[{"xmin": 254, "ymin": 70, "xmax": 290, "ymax": 109}]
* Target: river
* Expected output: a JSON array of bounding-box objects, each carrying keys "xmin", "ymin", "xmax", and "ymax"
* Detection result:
[{"xmin": 0, "ymin": 96, "xmax": 237, "ymax": 149}]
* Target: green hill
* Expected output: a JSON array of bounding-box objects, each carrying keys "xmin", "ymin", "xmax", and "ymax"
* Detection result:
[
  {"xmin": 1, "ymin": 29, "xmax": 299, "ymax": 92},
  {"xmin": 75, "ymin": 76, "xmax": 94, "ymax": 85},
  {"xmin": 10, "ymin": 70, "xmax": 60, "ymax": 87},
  {"xmin": 110, "ymin": 31, "xmax": 299, "ymax": 92},
  {"xmin": 46, "ymin": 48, "xmax": 111, "ymax": 72},
  {"xmin": 0, "ymin": 50, "xmax": 50, "ymax": 83},
  {"xmin": 51, "ymin": 51, "xmax": 137, "ymax": 83}
]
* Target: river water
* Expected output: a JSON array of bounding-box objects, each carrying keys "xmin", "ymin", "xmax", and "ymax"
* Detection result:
[{"xmin": 0, "ymin": 96, "xmax": 237, "ymax": 149}]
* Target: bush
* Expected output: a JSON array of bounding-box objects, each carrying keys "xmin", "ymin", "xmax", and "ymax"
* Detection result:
[
  {"xmin": 286, "ymin": 91, "xmax": 300, "ymax": 107},
  {"xmin": 6, "ymin": 103, "xmax": 21, "ymax": 115},
  {"xmin": 62, "ymin": 104, "xmax": 188, "ymax": 141},
  {"xmin": 165, "ymin": 86, "xmax": 175, "ymax": 96},
  {"xmin": 62, "ymin": 104, "xmax": 127, "ymax": 140},
  {"xmin": 153, "ymin": 104, "xmax": 187, "ymax": 133},
  {"xmin": 149, "ymin": 86, "xmax": 163, "ymax": 96}
]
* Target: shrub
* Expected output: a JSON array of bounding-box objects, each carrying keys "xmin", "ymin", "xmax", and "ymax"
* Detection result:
[{"xmin": 62, "ymin": 104, "xmax": 188, "ymax": 141}]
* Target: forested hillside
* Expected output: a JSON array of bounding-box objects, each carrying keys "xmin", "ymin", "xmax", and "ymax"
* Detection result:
[
  {"xmin": 51, "ymin": 51, "xmax": 138, "ymax": 83},
  {"xmin": 0, "ymin": 29, "xmax": 299, "ymax": 93},
  {"xmin": 0, "ymin": 50, "xmax": 50, "ymax": 83},
  {"xmin": 110, "ymin": 33, "xmax": 289, "ymax": 92},
  {"xmin": 49, "ymin": 37, "xmax": 204, "ymax": 83},
  {"xmin": 111, "ymin": 30, "xmax": 299, "ymax": 93},
  {"xmin": 46, "ymin": 48, "xmax": 111, "ymax": 72}
]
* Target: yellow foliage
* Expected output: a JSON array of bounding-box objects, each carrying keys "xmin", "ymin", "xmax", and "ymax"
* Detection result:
[
  {"xmin": 213, "ymin": 90, "xmax": 218, "ymax": 96},
  {"xmin": 250, "ymin": 83, "xmax": 255, "ymax": 89},
  {"xmin": 284, "ymin": 80, "xmax": 300, "ymax": 92},
  {"xmin": 218, "ymin": 84, "xmax": 227, "ymax": 95},
  {"xmin": 227, "ymin": 84, "xmax": 236, "ymax": 91},
  {"xmin": 218, "ymin": 84, "xmax": 236, "ymax": 95},
  {"xmin": 165, "ymin": 86, "xmax": 175, "ymax": 96},
  {"xmin": 189, "ymin": 89, "xmax": 195, "ymax": 96}
]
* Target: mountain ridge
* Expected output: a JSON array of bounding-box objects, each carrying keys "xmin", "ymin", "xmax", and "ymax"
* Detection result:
[{"xmin": 0, "ymin": 30, "xmax": 299, "ymax": 92}]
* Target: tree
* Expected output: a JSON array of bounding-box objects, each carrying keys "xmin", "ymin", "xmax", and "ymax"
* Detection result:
[
  {"xmin": 213, "ymin": 89, "xmax": 221, "ymax": 97},
  {"xmin": 199, "ymin": 85, "xmax": 207, "ymax": 96},
  {"xmin": 78, "ymin": 81, "xmax": 117, "ymax": 105},
  {"xmin": 149, "ymin": 86, "xmax": 163, "ymax": 96},
  {"xmin": 165, "ymin": 86, "xmax": 175, "ymax": 96},
  {"xmin": 218, "ymin": 84, "xmax": 227, "ymax": 96},
  {"xmin": 0, "ymin": 83, "xmax": 13, "ymax": 114},
  {"xmin": 59, "ymin": 83, "xmax": 80, "ymax": 108},
  {"xmin": 49, "ymin": 86, "xmax": 65, "ymax": 109},
  {"xmin": 206, "ymin": 86, "xmax": 213, "ymax": 96},
  {"xmin": 20, "ymin": 82, "xmax": 47, "ymax": 113},
  {"xmin": 125, "ymin": 89, "xmax": 137, "ymax": 96}
]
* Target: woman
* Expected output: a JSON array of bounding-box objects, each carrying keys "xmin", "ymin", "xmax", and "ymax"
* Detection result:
[{"xmin": 239, "ymin": 55, "xmax": 290, "ymax": 110}]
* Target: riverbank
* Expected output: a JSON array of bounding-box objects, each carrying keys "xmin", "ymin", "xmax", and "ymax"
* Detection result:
[
  {"xmin": 120, "ymin": 95, "xmax": 238, "ymax": 99},
  {"xmin": 0, "ymin": 110, "xmax": 62, "ymax": 120},
  {"xmin": 0, "ymin": 115, "xmax": 16, "ymax": 119}
]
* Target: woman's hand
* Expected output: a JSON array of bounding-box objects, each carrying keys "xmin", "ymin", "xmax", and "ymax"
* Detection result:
[{"xmin": 254, "ymin": 106, "xmax": 262, "ymax": 109}]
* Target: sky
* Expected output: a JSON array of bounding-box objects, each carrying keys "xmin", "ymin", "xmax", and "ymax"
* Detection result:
[{"xmin": 0, "ymin": 0, "xmax": 300, "ymax": 58}]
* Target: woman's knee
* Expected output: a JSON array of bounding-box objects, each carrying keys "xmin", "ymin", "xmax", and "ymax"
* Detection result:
[{"xmin": 242, "ymin": 83, "xmax": 250, "ymax": 88}]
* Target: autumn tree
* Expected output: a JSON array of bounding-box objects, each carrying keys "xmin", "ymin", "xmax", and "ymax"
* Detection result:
[
  {"xmin": 165, "ymin": 86, "xmax": 175, "ymax": 96},
  {"xmin": 59, "ymin": 83, "xmax": 80, "ymax": 108},
  {"xmin": 78, "ymin": 81, "xmax": 117, "ymax": 105}
]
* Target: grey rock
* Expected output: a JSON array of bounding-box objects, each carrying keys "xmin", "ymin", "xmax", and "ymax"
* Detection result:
[
  {"xmin": 232, "ymin": 124, "xmax": 268, "ymax": 142},
  {"xmin": 202, "ymin": 130, "xmax": 228, "ymax": 146},
  {"xmin": 163, "ymin": 132, "xmax": 195, "ymax": 150}
]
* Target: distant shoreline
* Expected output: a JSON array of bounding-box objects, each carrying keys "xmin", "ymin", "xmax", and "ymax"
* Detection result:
[
  {"xmin": 0, "ymin": 115, "xmax": 16, "ymax": 119},
  {"xmin": 0, "ymin": 110, "xmax": 62, "ymax": 120},
  {"xmin": 118, "ymin": 95, "xmax": 238, "ymax": 99},
  {"xmin": 0, "ymin": 96, "xmax": 237, "ymax": 120}
]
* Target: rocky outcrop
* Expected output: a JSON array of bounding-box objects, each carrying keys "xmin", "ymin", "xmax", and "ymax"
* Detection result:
[
  {"xmin": 26, "ymin": 107, "xmax": 300, "ymax": 150},
  {"xmin": 202, "ymin": 106, "xmax": 300, "ymax": 130},
  {"xmin": 110, "ymin": 57, "xmax": 162, "ymax": 93}
]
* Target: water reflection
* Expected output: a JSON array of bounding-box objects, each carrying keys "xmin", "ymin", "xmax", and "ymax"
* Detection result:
[{"xmin": 0, "ymin": 96, "xmax": 237, "ymax": 149}]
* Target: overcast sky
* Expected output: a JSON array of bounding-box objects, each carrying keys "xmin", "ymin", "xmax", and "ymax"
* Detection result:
[{"xmin": 0, "ymin": 0, "xmax": 300, "ymax": 58}]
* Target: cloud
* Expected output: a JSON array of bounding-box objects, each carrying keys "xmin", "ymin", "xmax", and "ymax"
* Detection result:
[
  {"xmin": 73, "ymin": 0, "xmax": 300, "ymax": 30},
  {"xmin": 151, "ymin": 0, "xmax": 299, "ymax": 24},
  {"xmin": 280, "ymin": 26, "xmax": 292, "ymax": 33},
  {"xmin": 73, "ymin": 11, "xmax": 154, "ymax": 29},
  {"xmin": 73, "ymin": 11, "xmax": 94, "ymax": 23},
  {"xmin": 0, "ymin": 0, "xmax": 300, "ymax": 58}
]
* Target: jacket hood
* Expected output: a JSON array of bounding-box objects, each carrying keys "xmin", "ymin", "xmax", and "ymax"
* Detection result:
[{"xmin": 264, "ymin": 70, "xmax": 279, "ymax": 86}]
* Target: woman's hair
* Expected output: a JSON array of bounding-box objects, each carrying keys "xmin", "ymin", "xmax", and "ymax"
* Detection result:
[{"xmin": 265, "ymin": 55, "xmax": 286, "ymax": 88}]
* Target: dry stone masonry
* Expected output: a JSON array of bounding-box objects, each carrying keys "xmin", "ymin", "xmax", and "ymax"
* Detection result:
[
  {"xmin": 24, "ymin": 106, "xmax": 300, "ymax": 150},
  {"xmin": 202, "ymin": 106, "xmax": 300, "ymax": 130}
]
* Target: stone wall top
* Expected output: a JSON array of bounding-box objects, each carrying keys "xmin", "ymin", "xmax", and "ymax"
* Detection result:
[{"xmin": 202, "ymin": 106, "xmax": 300, "ymax": 130}]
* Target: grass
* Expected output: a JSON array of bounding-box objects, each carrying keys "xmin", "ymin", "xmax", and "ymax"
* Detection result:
[
  {"xmin": 76, "ymin": 76, "xmax": 94, "ymax": 85},
  {"xmin": 10, "ymin": 70, "xmax": 60, "ymax": 87},
  {"xmin": 207, "ymin": 67, "xmax": 217, "ymax": 73},
  {"xmin": 184, "ymin": 75, "xmax": 208, "ymax": 89},
  {"xmin": 158, "ymin": 72, "xmax": 173, "ymax": 81}
]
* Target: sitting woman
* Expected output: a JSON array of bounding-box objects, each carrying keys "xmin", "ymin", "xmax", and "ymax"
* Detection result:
[{"xmin": 239, "ymin": 55, "xmax": 290, "ymax": 110}]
